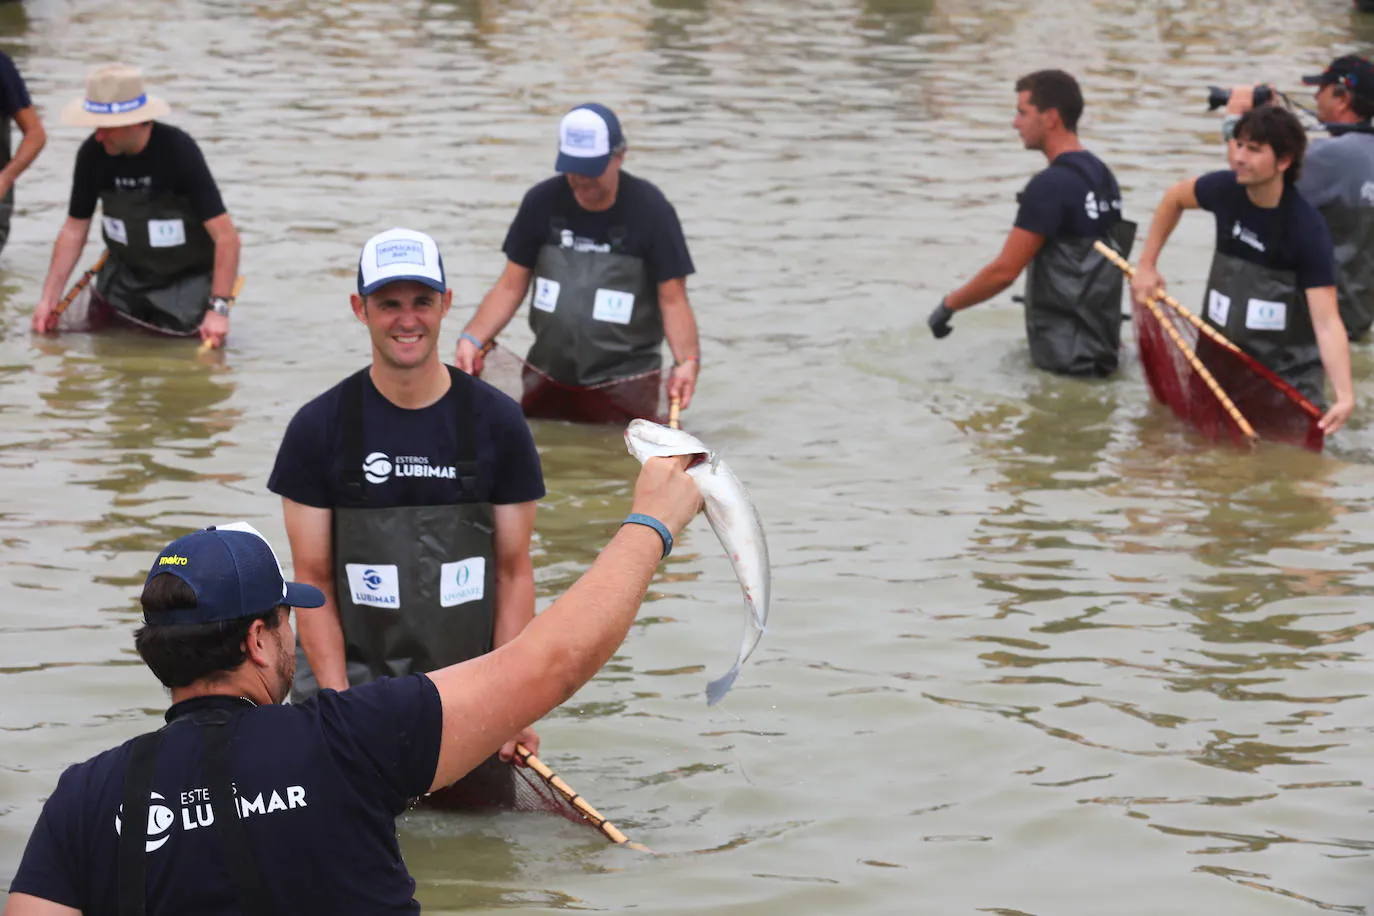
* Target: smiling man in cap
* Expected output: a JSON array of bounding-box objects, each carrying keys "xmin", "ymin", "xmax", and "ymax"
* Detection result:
[
  {"xmin": 455, "ymin": 103, "xmax": 702, "ymax": 424},
  {"xmin": 268, "ymin": 228, "xmax": 545, "ymax": 805},
  {"xmin": 31, "ymin": 64, "xmax": 241, "ymax": 347},
  {"xmin": 5, "ymin": 454, "xmax": 703, "ymax": 913},
  {"xmin": 1222, "ymin": 55, "xmax": 1374, "ymax": 339}
]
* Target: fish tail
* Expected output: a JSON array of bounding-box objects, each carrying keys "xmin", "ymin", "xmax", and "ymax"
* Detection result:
[{"xmin": 705, "ymin": 665, "xmax": 741, "ymax": 706}]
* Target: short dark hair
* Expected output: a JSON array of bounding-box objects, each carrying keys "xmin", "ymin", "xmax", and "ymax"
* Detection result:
[
  {"xmin": 1015, "ymin": 70, "xmax": 1085, "ymax": 132},
  {"xmin": 1338, "ymin": 85, "xmax": 1374, "ymax": 121},
  {"xmin": 1233, "ymin": 106, "xmax": 1308, "ymax": 185},
  {"xmin": 135, "ymin": 573, "xmax": 285, "ymax": 688}
]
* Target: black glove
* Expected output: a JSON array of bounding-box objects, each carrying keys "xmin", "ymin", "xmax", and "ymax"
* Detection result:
[{"xmin": 927, "ymin": 299, "xmax": 954, "ymax": 339}]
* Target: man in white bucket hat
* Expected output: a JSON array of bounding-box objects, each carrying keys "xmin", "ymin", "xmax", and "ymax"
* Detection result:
[{"xmin": 31, "ymin": 64, "xmax": 240, "ymax": 347}]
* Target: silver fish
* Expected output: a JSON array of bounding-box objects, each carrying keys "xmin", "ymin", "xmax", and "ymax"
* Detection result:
[{"xmin": 624, "ymin": 419, "xmax": 771, "ymax": 705}]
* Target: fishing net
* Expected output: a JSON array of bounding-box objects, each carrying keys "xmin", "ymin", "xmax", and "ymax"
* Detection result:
[
  {"xmin": 1133, "ymin": 294, "xmax": 1324, "ymax": 452},
  {"xmin": 421, "ymin": 757, "xmax": 589, "ymax": 826},
  {"xmin": 476, "ymin": 343, "xmax": 668, "ymax": 425}
]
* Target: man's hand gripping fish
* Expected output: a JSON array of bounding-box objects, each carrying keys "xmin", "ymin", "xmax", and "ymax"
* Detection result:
[{"xmin": 624, "ymin": 419, "xmax": 770, "ymax": 705}]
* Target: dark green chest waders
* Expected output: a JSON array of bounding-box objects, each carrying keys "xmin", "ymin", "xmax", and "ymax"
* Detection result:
[
  {"xmin": 0, "ymin": 118, "xmax": 12, "ymax": 256},
  {"xmin": 1021, "ymin": 157, "xmax": 1137, "ymax": 376},
  {"xmin": 291, "ymin": 367, "xmax": 498, "ymax": 701},
  {"xmin": 1318, "ymin": 202, "xmax": 1374, "ymax": 340},
  {"xmin": 118, "ymin": 703, "xmax": 275, "ymax": 916},
  {"xmin": 1201, "ymin": 250, "xmax": 1325, "ymax": 406},
  {"xmin": 95, "ymin": 190, "xmax": 216, "ymax": 333},
  {"xmin": 526, "ymin": 220, "xmax": 663, "ymax": 386}
]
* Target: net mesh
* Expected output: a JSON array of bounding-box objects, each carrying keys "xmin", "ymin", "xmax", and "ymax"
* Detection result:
[
  {"xmin": 477, "ymin": 344, "xmax": 668, "ymax": 425},
  {"xmin": 419, "ymin": 756, "xmax": 593, "ymax": 828},
  {"xmin": 1133, "ymin": 295, "xmax": 1323, "ymax": 452}
]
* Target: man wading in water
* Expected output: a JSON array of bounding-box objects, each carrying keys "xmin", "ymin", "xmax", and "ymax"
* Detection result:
[
  {"xmin": 31, "ymin": 64, "xmax": 241, "ymax": 348},
  {"xmin": 1131, "ymin": 106, "xmax": 1355, "ymax": 434},
  {"xmin": 928, "ymin": 69, "xmax": 1135, "ymax": 377},
  {"xmin": 454, "ymin": 103, "xmax": 702, "ymax": 424}
]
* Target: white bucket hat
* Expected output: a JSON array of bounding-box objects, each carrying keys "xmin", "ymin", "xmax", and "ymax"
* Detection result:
[{"xmin": 61, "ymin": 64, "xmax": 171, "ymax": 128}]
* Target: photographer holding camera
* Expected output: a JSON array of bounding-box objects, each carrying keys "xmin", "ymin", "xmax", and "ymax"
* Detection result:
[{"xmin": 1221, "ymin": 56, "xmax": 1374, "ymax": 339}]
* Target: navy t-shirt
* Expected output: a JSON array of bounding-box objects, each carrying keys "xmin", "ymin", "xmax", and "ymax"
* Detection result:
[
  {"xmin": 1014, "ymin": 150, "xmax": 1124, "ymax": 239},
  {"xmin": 68, "ymin": 122, "xmax": 227, "ymax": 222},
  {"xmin": 268, "ymin": 368, "xmax": 545, "ymax": 509},
  {"xmin": 502, "ymin": 171, "xmax": 695, "ymax": 284},
  {"xmin": 1194, "ymin": 170, "xmax": 1336, "ymax": 290},
  {"xmin": 8, "ymin": 676, "xmax": 442, "ymax": 915},
  {"xmin": 0, "ymin": 51, "xmax": 32, "ymax": 118}
]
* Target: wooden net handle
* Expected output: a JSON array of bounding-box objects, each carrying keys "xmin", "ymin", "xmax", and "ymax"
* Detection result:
[
  {"xmin": 513, "ymin": 743, "xmax": 651, "ymax": 852},
  {"xmin": 52, "ymin": 250, "xmax": 109, "ymax": 319},
  {"xmin": 668, "ymin": 396, "xmax": 682, "ymax": 429},
  {"xmin": 1093, "ymin": 241, "xmax": 1323, "ymax": 422}
]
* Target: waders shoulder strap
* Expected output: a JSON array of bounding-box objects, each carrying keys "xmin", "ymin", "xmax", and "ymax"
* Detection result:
[
  {"xmin": 445, "ymin": 365, "xmax": 483, "ymax": 500},
  {"xmin": 340, "ymin": 368, "xmax": 371, "ymax": 506},
  {"xmin": 117, "ymin": 731, "xmax": 163, "ymax": 916},
  {"xmin": 200, "ymin": 710, "xmax": 276, "ymax": 915}
]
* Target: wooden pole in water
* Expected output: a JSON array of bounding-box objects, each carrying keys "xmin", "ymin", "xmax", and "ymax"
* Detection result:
[
  {"xmin": 1093, "ymin": 241, "xmax": 1322, "ymax": 424},
  {"xmin": 51, "ymin": 250, "xmax": 109, "ymax": 323},
  {"xmin": 668, "ymin": 395, "xmax": 681, "ymax": 429},
  {"xmin": 513, "ymin": 744, "xmax": 652, "ymax": 852}
]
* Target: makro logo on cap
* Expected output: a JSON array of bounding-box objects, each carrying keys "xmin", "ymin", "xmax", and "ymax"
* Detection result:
[
  {"xmin": 375, "ymin": 238, "xmax": 425, "ymax": 268},
  {"xmin": 158, "ymin": 555, "xmax": 188, "ymax": 566},
  {"xmin": 345, "ymin": 564, "xmax": 400, "ymax": 608},
  {"xmin": 440, "ymin": 557, "xmax": 486, "ymax": 608},
  {"xmin": 363, "ymin": 451, "xmax": 392, "ymax": 484}
]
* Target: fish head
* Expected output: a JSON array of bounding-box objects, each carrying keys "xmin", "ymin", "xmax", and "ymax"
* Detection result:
[{"xmin": 624, "ymin": 419, "xmax": 712, "ymax": 465}]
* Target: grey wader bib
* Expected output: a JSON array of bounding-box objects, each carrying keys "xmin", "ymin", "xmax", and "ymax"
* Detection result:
[
  {"xmin": 1318, "ymin": 202, "xmax": 1374, "ymax": 340},
  {"xmin": 1202, "ymin": 251, "xmax": 1324, "ymax": 406},
  {"xmin": 96, "ymin": 189, "xmax": 216, "ymax": 333},
  {"xmin": 291, "ymin": 367, "xmax": 498, "ymax": 700},
  {"xmin": 119, "ymin": 698, "xmax": 276, "ymax": 916},
  {"xmin": 1022, "ymin": 157, "xmax": 1137, "ymax": 376},
  {"xmin": 526, "ymin": 220, "xmax": 663, "ymax": 386}
]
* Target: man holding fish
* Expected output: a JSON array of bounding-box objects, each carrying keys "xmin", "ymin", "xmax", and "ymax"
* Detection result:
[
  {"xmin": 268, "ymin": 228, "xmax": 546, "ymax": 800},
  {"xmin": 3, "ymin": 459, "xmax": 702, "ymax": 915},
  {"xmin": 454, "ymin": 103, "xmax": 702, "ymax": 424},
  {"xmin": 31, "ymin": 65, "xmax": 240, "ymax": 347}
]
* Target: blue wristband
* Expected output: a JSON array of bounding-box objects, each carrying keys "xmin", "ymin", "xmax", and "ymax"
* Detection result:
[
  {"xmin": 621, "ymin": 513, "xmax": 673, "ymax": 559},
  {"xmin": 460, "ymin": 332, "xmax": 484, "ymax": 350}
]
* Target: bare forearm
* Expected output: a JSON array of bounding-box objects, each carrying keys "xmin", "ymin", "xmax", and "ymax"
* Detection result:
[
  {"xmin": 296, "ymin": 579, "xmax": 350, "ymax": 691},
  {"xmin": 492, "ymin": 567, "xmax": 535, "ymax": 648},
  {"xmin": 517, "ymin": 525, "xmax": 662, "ymax": 698},
  {"xmin": 946, "ymin": 264, "xmax": 1018, "ymax": 311},
  {"xmin": 1, "ymin": 123, "xmax": 44, "ymax": 185},
  {"xmin": 1315, "ymin": 314, "xmax": 1355, "ymax": 405},
  {"xmin": 465, "ymin": 284, "xmax": 525, "ymax": 343},
  {"xmin": 39, "ymin": 224, "xmax": 90, "ymax": 304},
  {"xmin": 211, "ymin": 232, "xmax": 240, "ymax": 300},
  {"xmin": 1138, "ymin": 194, "xmax": 1186, "ymax": 269},
  {"xmin": 661, "ymin": 299, "xmax": 700, "ymax": 362}
]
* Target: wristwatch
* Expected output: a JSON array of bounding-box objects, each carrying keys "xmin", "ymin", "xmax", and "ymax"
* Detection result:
[{"xmin": 208, "ymin": 296, "xmax": 234, "ymax": 316}]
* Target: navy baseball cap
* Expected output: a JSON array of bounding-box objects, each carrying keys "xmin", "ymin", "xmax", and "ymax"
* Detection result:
[
  {"xmin": 554, "ymin": 104, "xmax": 624, "ymax": 177},
  {"xmin": 143, "ymin": 522, "xmax": 325, "ymax": 627},
  {"xmin": 1303, "ymin": 55, "xmax": 1374, "ymax": 100}
]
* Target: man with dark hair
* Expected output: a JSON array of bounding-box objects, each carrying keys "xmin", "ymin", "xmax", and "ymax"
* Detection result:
[
  {"xmin": 4, "ymin": 462, "xmax": 701, "ymax": 914},
  {"xmin": 0, "ymin": 49, "xmax": 45, "ymax": 257},
  {"xmin": 454, "ymin": 103, "xmax": 701, "ymax": 424},
  {"xmin": 1132, "ymin": 106, "xmax": 1355, "ymax": 433},
  {"xmin": 269, "ymin": 228, "xmax": 544, "ymax": 802},
  {"xmin": 1222, "ymin": 56, "xmax": 1374, "ymax": 339},
  {"xmin": 31, "ymin": 64, "xmax": 240, "ymax": 347},
  {"xmin": 928, "ymin": 69, "xmax": 1135, "ymax": 377}
]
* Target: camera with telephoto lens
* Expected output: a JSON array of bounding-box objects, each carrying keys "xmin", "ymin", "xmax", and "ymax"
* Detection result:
[{"xmin": 1206, "ymin": 84, "xmax": 1273, "ymax": 111}]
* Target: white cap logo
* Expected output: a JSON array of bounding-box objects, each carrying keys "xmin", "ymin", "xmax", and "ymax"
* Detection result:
[{"xmin": 558, "ymin": 108, "xmax": 611, "ymax": 159}]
